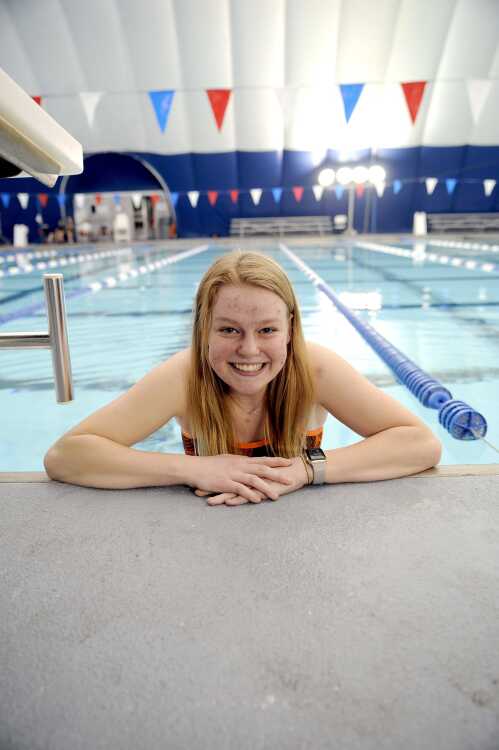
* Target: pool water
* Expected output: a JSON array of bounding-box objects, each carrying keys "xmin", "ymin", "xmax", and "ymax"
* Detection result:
[{"xmin": 1, "ymin": 238, "xmax": 498, "ymax": 470}]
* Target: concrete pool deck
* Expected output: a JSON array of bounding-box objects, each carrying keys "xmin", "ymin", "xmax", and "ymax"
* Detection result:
[{"xmin": 1, "ymin": 466, "xmax": 498, "ymax": 750}]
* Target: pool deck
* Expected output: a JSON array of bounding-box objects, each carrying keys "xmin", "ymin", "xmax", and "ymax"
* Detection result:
[{"xmin": 1, "ymin": 466, "xmax": 498, "ymax": 749}]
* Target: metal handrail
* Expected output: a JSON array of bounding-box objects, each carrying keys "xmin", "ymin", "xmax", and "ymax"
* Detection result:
[{"xmin": 0, "ymin": 273, "xmax": 73, "ymax": 402}]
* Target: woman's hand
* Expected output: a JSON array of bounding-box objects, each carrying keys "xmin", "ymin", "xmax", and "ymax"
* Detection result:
[
  {"xmin": 189, "ymin": 454, "xmax": 295, "ymax": 503},
  {"xmin": 196, "ymin": 456, "xmax": 309, "ymax": 506}
]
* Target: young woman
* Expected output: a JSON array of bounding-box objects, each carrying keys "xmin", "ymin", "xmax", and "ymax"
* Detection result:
[{"xmin": 44, "ymin": 250, "xmax": 441, "ymax": 505}]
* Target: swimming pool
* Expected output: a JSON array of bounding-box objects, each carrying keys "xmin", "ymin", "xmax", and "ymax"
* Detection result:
[{"xmin": 1, "ymin": 237, "xmax": 498, "ymax": 470}]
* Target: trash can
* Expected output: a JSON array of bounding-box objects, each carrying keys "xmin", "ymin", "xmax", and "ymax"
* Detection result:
[
  {"xmin": 13, "ymin": 224, "xmax": 29, "ymax": 247},
  {"xmin": 413, "ymin": 211, "xmax": 427, "ymax": 236}
]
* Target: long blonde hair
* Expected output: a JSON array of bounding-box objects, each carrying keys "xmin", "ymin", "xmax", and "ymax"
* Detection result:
[{"xmin": 186, "ymin": 250, "xmax": 315, "ymax": 457}]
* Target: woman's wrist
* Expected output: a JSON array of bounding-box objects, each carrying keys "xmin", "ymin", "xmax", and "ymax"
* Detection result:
[{"xmin": 297, "ymin": 455, "xmax": 312, "ymax": 486}]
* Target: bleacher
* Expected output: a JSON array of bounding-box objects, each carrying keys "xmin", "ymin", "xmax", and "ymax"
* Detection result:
[
  {"xmin": 230, "ymin": 215, "xmax": 333, "ymax": 236},
  {"xmin": 427, "ymin": 213, "xmax": 499, "ymax": 233}
]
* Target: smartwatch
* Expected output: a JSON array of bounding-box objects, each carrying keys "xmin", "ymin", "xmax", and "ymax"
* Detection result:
[{"xmin": 305, "ymin": 447, "xmax": 327, "ymax": 485}]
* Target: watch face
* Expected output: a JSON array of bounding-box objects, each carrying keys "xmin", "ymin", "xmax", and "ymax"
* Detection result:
[{"xmin": 307, "ymin": 448, "xmax": 326, "ymax": 460}]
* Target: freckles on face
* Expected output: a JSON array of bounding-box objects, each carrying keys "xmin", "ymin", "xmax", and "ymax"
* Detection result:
[{"xmin": 207, "ymin": 284, "xmax": 291, "ymax": 390}]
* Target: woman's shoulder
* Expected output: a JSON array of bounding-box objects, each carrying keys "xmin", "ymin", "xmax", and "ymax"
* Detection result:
[{"xmin": 304, "ymin": 339, "xmax": 334, "ymax": 375}]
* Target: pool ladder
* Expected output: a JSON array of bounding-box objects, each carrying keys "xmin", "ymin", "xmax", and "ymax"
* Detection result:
[{"xmin": 0, "ymin": 274, "xmax": 73, "ymax": 402}]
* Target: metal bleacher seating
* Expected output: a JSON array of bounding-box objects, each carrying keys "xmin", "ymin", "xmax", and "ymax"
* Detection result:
[
  {"xmin": 427, "ymin": 213, "xmax": 499, "ymax": 233},
  {"xmin": 230, "ymin": 215, "xmax": 333, "ymax": 236}
]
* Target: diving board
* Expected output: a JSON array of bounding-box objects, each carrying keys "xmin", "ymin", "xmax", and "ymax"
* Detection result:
[{"xmin": 0, "ymin": 67, "xmax": 83, "ymax": 188}]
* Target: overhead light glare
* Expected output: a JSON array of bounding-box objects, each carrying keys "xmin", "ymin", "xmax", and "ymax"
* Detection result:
[
  {"xmin": 318, "ymin": 168, "xmax": 335, "ymax": 187},
  {"xmin": 337, "ymin": 167, "xmax": 353, "ymax": 185}
]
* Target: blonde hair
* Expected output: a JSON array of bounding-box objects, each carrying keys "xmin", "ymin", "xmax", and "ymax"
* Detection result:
[{"xmin": 186, "ymin": 250, "xmax": 315, "ymax": 457}]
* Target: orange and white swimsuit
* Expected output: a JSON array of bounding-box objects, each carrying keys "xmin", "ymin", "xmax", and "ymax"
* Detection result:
[{"xmin": 181, "ymin": 426, "xmax": 323, "ymax": 457}]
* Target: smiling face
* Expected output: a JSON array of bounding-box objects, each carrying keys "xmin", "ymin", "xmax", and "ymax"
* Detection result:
[{"xmin": 207, "ymin": 283, "xmax": 291, "ymax": 400}]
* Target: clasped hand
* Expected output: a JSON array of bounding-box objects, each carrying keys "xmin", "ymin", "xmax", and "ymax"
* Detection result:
[{"xmin": 191, "ymin": 453, "xmax": 308, "ymax": 506}]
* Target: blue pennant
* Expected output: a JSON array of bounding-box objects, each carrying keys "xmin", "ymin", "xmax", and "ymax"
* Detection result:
[
  {"xmin": 1, "ymin": 193, "xmax": 10, "ymax": 209},
  {"xmin": 149, "ymin": 90, "xmax": 175, "ymax": 133},
  {"xmin": 170, "ymin": 192, "xmax": 179, "ymax": 207},
  {"xmin": 272, "ymin": 188, "xmax": 282, "ymax": 203},
  {"xmin": 57, "ymin": 194, "xmax": 66, "ymax": 207},
  {"xmin": 335, "ymin": 185, "xmax": 344, "ymax": 200},
  {"xmin": 339, "ymin": 84, "xmax": 364, "ymax": 124},
  {"xmin": 393, "ymin": 180, "xmax": 402, "ymax": 195},
  {"xmin": 446, "ymin": 178, "xmax": 457, "ymax": 195}
]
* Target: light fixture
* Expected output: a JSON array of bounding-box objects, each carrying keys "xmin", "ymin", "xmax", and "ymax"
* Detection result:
[
  {"xmin": 318, "ymin": 168, "xmax": 335, "ymax": 187},
  {"xmin": 336, "ymin": 167, "xmax": 353, "ymax": 185},
  {"xmin": 368, "ymin": 165, "xmax": 386, "ymax": 183},
  {"xmin": 353, "ymin": 166, "xmax": 369, "ymax": 184}
]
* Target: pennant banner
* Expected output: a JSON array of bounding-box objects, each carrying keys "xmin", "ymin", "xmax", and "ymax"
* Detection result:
[
  {"xmin": 170, "ymin": 192, "xmax": 179, "ymax": 207},
  {"xmin": 149, "ymin": 90, "xmax": 174, "ymax": 133},
  {"xmin": 113, "ymin": 194, "xmax": 121, "ymax": 206},
  {"xmin": 356, "ymin": 185, "xmax": 365, "ymax": 198},
  {"xmin": 18, "ymin": 193, "xmax": 29, "ymax": 209},
  {"xmin": 230, "ymin": 190, "xmax": 239, "ymax": 204},
  {"xmin": 467, "ymin": 80, "xmax": 492, "ymax": 125},
  {"xmin": 446, "ymin": 179, "xmax": 457, "ymax": 195},
  {"xmin": 74, "ymin": 194, "xmax": 85, "ymax": 208},
  {"xmin": 80, "ymin": 92, "xmax": 103, "ymax": 128},
  {"xmin": 339, "ymin": 83, "xmax": 364, "ymax": 124},
  {"xmin": 272, "ymin": 188, "xmax": 282, "ymax": 204},
  {"xmin": 312, "ymin": 185, "xmax": 324, "ymax": 202},
  {"xmin": 250, "ymin": 188, "xmax": 262, "ymax": 206},
  {"xmin": 208, "ymin": 191, "xmax": 218, "ymax": 206},
  {"xmin": 335, "ymin": 185, "xmax": 344, "ymax": 200},
  {"xmin": 484, "ymin": 179, "xmax": 496, "ymax": 197},
  {"xmin": 393, "ymin": 180, "xmax": 402, "ymax": 195},
  {"xmin": 401, "ymin": 81, "xmax": 427, "ymax": 124},
  {"xmin": 32, "ymin": 96, "xmax": 42, "ymax": 106},
  {"xmin": 38, "ymin": 193, "xmax": 49, "ymax": 208},
  {"xmin": 57, "ymin": 194, "xmax": 66, "ymax": 207},
  {"xmin": 425, "ymin": 178, "xmax": 437, "ymax": 195},
  {"xmin": 374, "ymin": 182, "xmax": 386, "ymax": 199},
  {"xmin": 1, "ymin": 193, "xmax": 10, "ymax": 209},
  {"xmin": 292, "ymin": 186, "xmax": 304, "ymax": 203},
  {"xmin": 206, "ymin": 89, "xmax": 231, "ymax": 131},
  {"xmin": 188, "ymin": 191, "xmax": 199, "ymax": 208}
]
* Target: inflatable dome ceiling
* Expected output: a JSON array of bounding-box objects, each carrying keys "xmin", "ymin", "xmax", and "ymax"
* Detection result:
[{"xmin": 1, "ymin": 0, "xmax": 499, "ymax": 235}]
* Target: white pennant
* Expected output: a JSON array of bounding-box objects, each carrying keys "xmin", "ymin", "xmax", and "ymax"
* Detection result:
[
  {"xmin": 484, "ymin": 179, "xmax": 496, "ymax": 197},
  {"xmin": 425, "ymin": 178, "xmax": 437, "ymax": 195},
  {"xmin": 80, "ymin": 92, "xmax": 103, "ymax": 128},
  {"xmin": 17, "ymin": 193, "xmax": 29, "ymax": 209},
  {"xmin": 74, "ymin": 193, "xmax": 85, "ymax": 208},
  {"xmin": 312, "ymin": 185, "xmax": 324, "ymax": 202},
  {"xmin": 466, "ymin": 80, "xmax": 492, "ymax": 125},
  {"xmin": 188, "ymin": 191, "xmax": 199, "ymax": 208},
  {"xmin": 374, "ymin": 182, "xmax": 386, "ymax": 198},
  {"xmin": 250, "ymin": 188, "xmax": 262, "ymax": 206}
]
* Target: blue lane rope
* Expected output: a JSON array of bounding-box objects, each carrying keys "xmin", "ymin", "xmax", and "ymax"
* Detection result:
[{"xmin": 279, "ymin": 243, "xmax": 488, "ymax": 441}]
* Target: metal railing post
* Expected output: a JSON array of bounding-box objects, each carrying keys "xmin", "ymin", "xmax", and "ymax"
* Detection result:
[{"xmin": 0, "ymin": 273, "xmax": 74, "ymax": 402}]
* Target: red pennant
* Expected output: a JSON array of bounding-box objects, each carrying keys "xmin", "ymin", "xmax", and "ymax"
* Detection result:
[
  {"xmin": 38, "ymin": 193, "xmax": 49, "ymax": 207},
  {"xmin": 230, "ymin": 190, "xmax": 239, "ymax": 204},
  {"xmin": 292, "ymin": 187, "xmax": 304, "ymax": 203},
  {"xmin": 95, "ymin": 194, "xmax": 102, "ymax": 205},
  {"xmin": 206, "ymin": 89, "xmax": 231, "ymax": 131},
  {"xmin": 355, "ymin": 184, "xmax": 365, "ymax": 198},
  {"xmin": 401, "ymin": 81, "xmax": 427, "ymax": 124},
  {"xmin": 150, "ymin": 194, "xmax": 160, "ymax": 204},
  {"xmin": 208, "ymin": 191, "xmax": 218, "ymax": 206},
  {"xmin": 32, "ymin": 96, "xmax": 42, "ymax": 106}
]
